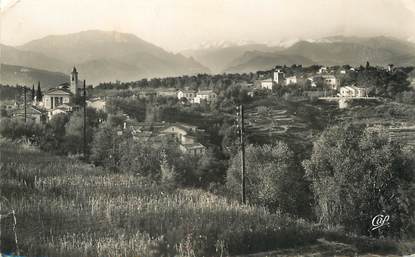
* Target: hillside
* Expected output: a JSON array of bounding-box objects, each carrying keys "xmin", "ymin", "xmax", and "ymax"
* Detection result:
[
  {"xmin": 0, "ymin": 44, "xmax": 68, "ymax": 72},
  {"xmin": 2, "ymin": 30, "xmax": 209, "ymax": 84},
  {"xmin": 0, "ymin": 64, "xmax": 69, "ymax": 89},
  {"xmin": 225, "ymin": 51, "xmax": 314, "ymax": 73}
]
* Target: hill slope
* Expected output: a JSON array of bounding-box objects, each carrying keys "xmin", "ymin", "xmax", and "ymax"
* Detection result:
[
  {"xmin": 225, "ymin": 51, "xmax": 314, "ymax": 73},
  {"xmin": 0, "ymin": 44, "xmax": 68, "ymax": 72},
  {"xmin": 0, "ymin": 63, "xmax": 69, "ymax": 89}
]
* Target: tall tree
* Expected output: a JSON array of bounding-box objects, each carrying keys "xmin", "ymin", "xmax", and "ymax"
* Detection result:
[
  {"xmin": 31, "ymin": 84, "xmax": 35, "ymax": 100},
  {"xmin": 36, "ymin": 82, "xmax": 42, "ymax": 101}
]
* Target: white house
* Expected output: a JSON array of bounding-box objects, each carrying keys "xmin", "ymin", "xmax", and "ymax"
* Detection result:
[
  {"xmin": 285, "ymin": 76, "xmax": 297, "ymax": 86},
  {"xmin": 179, "ymin": 143, "xmax": 206, "ymax": 156},
  {"xmin": 339, "ymin": 86, "xmax": 368, "ymax": 97},
  {"xmin": 160, "ymin": 123, "xmax": 206, "ymax": 155},
  {"xmin": 260, "ymin": 79, "xmax": 274, "ymax": 90},
  {"xmin": 86, "ymin": 98, "xmax": 106, "ymax": 111},
  {"xmin": 194, "ymin": 90, "xmax": 217, "ymax": 103},
  {"xmin": 273, "ymin": 69, "xmax": 285, "ymax": 84},
  {"xmin": 177, "ymin": 89, "xmax": 197, "ymax": 103}
]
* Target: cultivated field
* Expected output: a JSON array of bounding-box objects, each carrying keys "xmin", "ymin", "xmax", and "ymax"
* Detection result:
[{"xmin": 0, "ymin": 140, "xmax": 412, "ymax": 257}]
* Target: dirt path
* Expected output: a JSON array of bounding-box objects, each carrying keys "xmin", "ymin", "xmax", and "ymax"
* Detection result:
[{"xmin": 234, "ymin": 239, "xmax": 408, "ymax": 257}]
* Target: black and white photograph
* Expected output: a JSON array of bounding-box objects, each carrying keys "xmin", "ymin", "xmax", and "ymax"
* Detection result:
[{"xmin": 1, "ymin": 0, "xmax": 415, "ymax": 256}]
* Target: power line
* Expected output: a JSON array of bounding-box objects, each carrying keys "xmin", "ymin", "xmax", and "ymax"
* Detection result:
[
  {"xmin": 236, "ymin": 104, "xmax": 246, "ymax": 204},
  {"xmin": 83, "ymin": 80, "xmax": 87, "ymax": 159},
  {"xmin": 24, "ymin": 86, "xmax": 27, "ymax": 123}
]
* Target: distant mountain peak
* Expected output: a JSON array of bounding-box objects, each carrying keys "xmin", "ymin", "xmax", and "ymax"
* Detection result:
[
  {"xmin": 191, "ymin": 40, "xmax": 258, "ymax": 50},
  {"xmin": 3, "ymin": 30, "xmax": 209, "ymax": 84}
]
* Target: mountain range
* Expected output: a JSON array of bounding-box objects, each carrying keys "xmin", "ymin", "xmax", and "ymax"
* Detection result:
[
  {"xmin": 1, "ymin": 31, "xmax": 415, "ymax": 86},
  {"xmin": 181, "ymin": 44, "xmax": 283, "ymax": 73},
  {"xmin": 1, "ymin": 30, "xmax": 209, "ymax": 86},
  {"xmin": 186, "ymin": 36, "xmax": 415, "ymax": 73}
]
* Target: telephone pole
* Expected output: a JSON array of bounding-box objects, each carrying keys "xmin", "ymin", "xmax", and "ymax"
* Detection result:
[
  {"xmin": 24, "ymin": 86, "xmax": 27, "ymax": 122},
  {"xmin": 236, "ymin": 104, "xmax": 246, "ymax": 204},
  {"xmin": 83, "ymin": 80, "xmax": 87, "ymax": 159}
]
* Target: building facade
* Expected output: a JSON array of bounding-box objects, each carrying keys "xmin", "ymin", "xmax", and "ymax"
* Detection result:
[
  {"xmin": 339, "ymin": 86, "xmax": 368, "ymax": 97},
  {"xmin": 285, "ymin": 76, "xmax": 297, "ymax": 85},
  {"xmin": 260, "ymin": 79, "xmax": 274, "ymax": 90},
  {"xmin": 177, "ymin": 89, "xmax": 197, "ymax": 103},
  {"xmin": 86, "ymin": 98, "xmax": 106, "ymax": 111},
  {"xmin": 273, "ymin": 69, "xmax": 285, "ymax": 84},
  {"xmin": 160, "ymin": 123, "xmax": 206, "ymax": 155},
  {"xmin": 42, "ymin": 87, "xmax": 72, "ymax": 110},
  {"xmin": 194, "ymin": 90, "xmax": 217, "ymax": 103}
]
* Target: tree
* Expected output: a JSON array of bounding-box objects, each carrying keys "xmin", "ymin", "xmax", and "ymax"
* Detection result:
[
  {"xmin": 194, "ymin": 150, "xmax": 226, "ymax": 187},
  {"xmin": 0, "ymin": 118, "xmax": 43, "ymax": 143},
  {"xmin": 227, "ymin": 141, "xmax": 312, "ymax": 217},
  {"xmin": 303, "ymin": 123, "xmax": 415, "ymax": 237},
  {"xmin": 90, "ymin": 122, "xmax": 128, "ymax": 171},
  {"xmin": 36, "ymin": 82, "xmax": 42, "ymax": 101},
  {"xmin": 31, "ymin": 84, "xmax": 35, "ymax": 100},
  {"xmin": 63, "ymin": 108, "xmax": 98, "ymax": 155},
  {"xmin": 39, "ymin": 113, "xmax": 70, "ymax": 153}
]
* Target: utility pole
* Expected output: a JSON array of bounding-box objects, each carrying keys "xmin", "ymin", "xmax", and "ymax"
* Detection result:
[
  {"xmin": 236, "ymin": 104, "xmax": 246, "ymax": 204},
  {"xmin": 83, "ymin": 80, "xmax": 87, "ymax": 159},
  {"xmin": 24, "ymin": 86, "xmax": 27, "ymax": 123}
]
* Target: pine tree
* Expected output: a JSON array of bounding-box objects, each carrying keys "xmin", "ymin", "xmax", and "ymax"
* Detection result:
[
  {"xmin": 36, "ymin": 81, "xmax": 42, "ymax": 101},
  {"xmin": 31, "ymin": 84, "xmax": 35, "ymax": 100}
]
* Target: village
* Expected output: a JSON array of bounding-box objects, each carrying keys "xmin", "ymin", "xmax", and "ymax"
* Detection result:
[{"xmin": 2, "ymin": 61, "xmax": 414, "ymax": 157}]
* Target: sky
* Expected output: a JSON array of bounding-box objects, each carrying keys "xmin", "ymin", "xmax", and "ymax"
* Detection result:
[{"xmin": 1, "ymin": 0, "xmax": 415, "ymax": 52}]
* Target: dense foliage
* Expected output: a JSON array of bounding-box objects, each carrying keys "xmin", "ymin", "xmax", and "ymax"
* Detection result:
[
  {"xmin": 303, "ymin": 124, "xmax": 415, "ymax": 237},
  {"xmin": 226, "ymin": 141, "xmax": 313, "ymax": 218}
]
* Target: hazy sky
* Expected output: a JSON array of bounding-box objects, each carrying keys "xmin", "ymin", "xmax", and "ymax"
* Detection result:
[{"xmin": 1, "ymin": 0, "xmax": 415, "ymax": 51}]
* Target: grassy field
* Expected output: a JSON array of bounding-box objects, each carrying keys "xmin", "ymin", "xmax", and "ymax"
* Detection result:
[{"xmin": 0, "ymin": 139, "xmax": 413, "ymax": 257}]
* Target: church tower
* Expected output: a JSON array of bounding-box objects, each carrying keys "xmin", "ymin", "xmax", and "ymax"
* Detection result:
[{"xmin": 70, "ymin": 66, "xmax": 79, "ymax": 95}]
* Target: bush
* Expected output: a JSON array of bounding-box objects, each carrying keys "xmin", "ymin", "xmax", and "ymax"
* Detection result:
[{"xmin": 303, "ymin": 123, "xmax": 415, "ymax": 237}]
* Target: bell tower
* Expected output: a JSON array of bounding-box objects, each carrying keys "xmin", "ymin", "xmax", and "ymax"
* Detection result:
[{"xmin": 70, "ymin": 66, "xmax": 79, "ymax": 95}]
